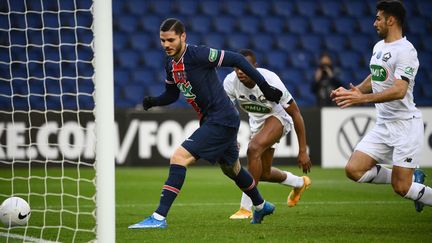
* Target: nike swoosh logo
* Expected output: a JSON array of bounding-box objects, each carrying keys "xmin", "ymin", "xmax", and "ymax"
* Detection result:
[{"xmin": 18, "ymin": 212, "xmax": 30, "ymax": 220}]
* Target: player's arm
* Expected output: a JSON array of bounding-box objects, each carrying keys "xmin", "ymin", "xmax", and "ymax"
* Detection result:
[
  {"xmin": 334, "ymin": 78, "xmax": 408, "ymax": 108},
  {"xmin": 355, "ymin": 74, "xmax": 373, "ymax": 94},
  {"xmin": 284, "ymin": 99, "xmax": 311, "ymax": 173},
  {"xmin": 200, "ymin": 47, "xmax": 282, "ymax": 103},
  {"xmin": 142, "ymin": 82, "xmax": 180, "ymax": 110}
]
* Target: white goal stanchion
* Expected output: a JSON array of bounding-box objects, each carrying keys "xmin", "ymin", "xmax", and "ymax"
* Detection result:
[{"xmin": 0, "ymin": 0, "xmax": 115, "ymax": 242}]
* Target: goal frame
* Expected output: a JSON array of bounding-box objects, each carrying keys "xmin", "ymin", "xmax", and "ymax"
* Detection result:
[{"xmin": 93, "ymin": 0, "xmax": 115, "ymax": 242}]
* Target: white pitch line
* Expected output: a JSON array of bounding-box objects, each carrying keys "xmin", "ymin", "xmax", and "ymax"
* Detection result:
[
  {"xmin": 0, "ymin": 232, "xmax": 59, "ymax": 243},
  {"xmin": 117, "ymin": 200, "xmax": 405, "ymax": 208},
  {"xmin": 27, "ymin": 200, "xmax": 407, "ymax": 210}
]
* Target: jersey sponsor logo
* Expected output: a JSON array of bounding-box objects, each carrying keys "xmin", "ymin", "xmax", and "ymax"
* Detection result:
[
  {"xmin": 240, "ymin": 102, "xmax": 272, "ymax": 114},
  {"xmin": 404, "ymin": 67, "xmax": 414, "ymax": 76},
  {"xmin": 370, "ymin": 64, "xmax": 387, "ymax": 82},
  {"xmin": 208, "ymin": 48, "xmax": 218, "ymax": 62},
  {"xmin": 382, "ymin": 52, "xmax": 391, "ymax": 62}
]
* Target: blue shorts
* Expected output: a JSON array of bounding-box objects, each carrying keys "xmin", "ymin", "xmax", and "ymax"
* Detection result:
[{"xmin": 181, "ymin": 123, "xmax": 239, "ymax": 165}]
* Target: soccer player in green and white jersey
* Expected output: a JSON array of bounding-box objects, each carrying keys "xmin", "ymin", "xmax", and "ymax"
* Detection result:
[
  {"xmin": 332, "ymin": 0, "xmax": 431, "ymax": 212},
  {"xmin": 224, "ymin": 49, "xmax": 312, "ymax": 219}
]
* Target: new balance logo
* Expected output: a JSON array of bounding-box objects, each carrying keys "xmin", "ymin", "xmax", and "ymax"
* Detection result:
[{"xmin": 404, "ymin": 158, "xmax": 413, "ymax": 163}]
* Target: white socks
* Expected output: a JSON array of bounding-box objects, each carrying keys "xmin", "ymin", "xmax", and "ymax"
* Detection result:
[
  {"xmin": 357, "ymin": 165, "xmax": 392, "ymax": 184},
  {"xmin": 240, "ymin": 192, "xmax": 253, "ymax": 211},
  {"xmin": 152, "ymin": 212, "xmax": 165, "ymax": 220},
  {"xmin": 405, "ymin": 182, "xmax": 432, "ymax": 206},
  {"xmin": 281, "ymin": 171, "xmax": 304, "ymax": 188},
  {"xmin": 239, "ymin": 171, "xmax": 304, "ymax": 211}
]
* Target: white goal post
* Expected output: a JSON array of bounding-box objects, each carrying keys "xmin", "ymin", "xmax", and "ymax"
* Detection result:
[{"xmin": 0, "ymin": 0, "xmax": 115, "ymax": 242}]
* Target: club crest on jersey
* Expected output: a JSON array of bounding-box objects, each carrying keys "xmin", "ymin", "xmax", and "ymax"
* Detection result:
[
  {"xmin": 258, "ymin": 95, "xmax": 266, "ymax": 103},
  {"xmin": 376, "ymin": 51, "xmax": 382, "ymax": 59},
  {"xmin": 382, "ymin": 52, "xmax": 391, "ymax": 62},
  {"xmin": 208, "ymin": 48, "xmax": 218, "ymax": 62}
]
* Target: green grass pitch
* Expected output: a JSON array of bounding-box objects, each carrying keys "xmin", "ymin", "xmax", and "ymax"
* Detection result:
[{"xmin": 1, "ymin": 166, "xmax": 432, "ymax": 242}]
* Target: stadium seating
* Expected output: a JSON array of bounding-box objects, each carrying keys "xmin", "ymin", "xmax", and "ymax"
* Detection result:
[
  {"xmin": 320, "ymin": 0, "xmax": 343, "ymax": 17},
  {"xmin": 249, "ymin": 0, "xmax": 271, "ymax": 17},
  {"xmin": 2, "ymin": 0, "xmax": 431, "ymax": 111}
]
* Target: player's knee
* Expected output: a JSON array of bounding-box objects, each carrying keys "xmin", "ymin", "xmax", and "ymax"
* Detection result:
[
  {"xmin": 247, "ymin": 142, "xmax": 262, "ymax": 158},
  {"xmin": 220, "ymin": 160, "xmax": 241, "ymax": 178},
  {"xmin": 345, "ymin": 163, "xmax": 362, "ymax": 182},
  {"xmin": 391, "ymin": 182, "xmax": 410, "ymax": 197}
]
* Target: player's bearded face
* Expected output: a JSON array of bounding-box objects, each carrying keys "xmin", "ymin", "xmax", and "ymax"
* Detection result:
[
  {"xmin": 374, "ymin": 11, "xmax": 388, "ymax": 39},
  {"xmin": 160, "ymin": 31, "xmax": 185, "ymax": 58}
]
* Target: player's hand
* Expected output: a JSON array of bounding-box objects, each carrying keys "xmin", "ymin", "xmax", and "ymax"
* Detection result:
[
  {"xmin": 297, "ymin": 151, "xmax": 312, "ymax": 174},
  {"xmin": 330, "ymin": 86, "xmax": 347, "ymax": 99},
  {"xmin": 261, "ymin": 84, "xmax": 282, "ymax": 103},
  {"xmin": 142, "ymin": 96, "xmax": 156, "ymax": 111},
  {"xmin": 333, "ymin": 83, "xmax": 363, "ymax": 108}
]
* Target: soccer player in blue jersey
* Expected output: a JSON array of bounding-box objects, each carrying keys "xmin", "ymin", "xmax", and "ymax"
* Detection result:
[{"xmin": 128, "ymin": 18, "xmax": 283, "ymax": 229}]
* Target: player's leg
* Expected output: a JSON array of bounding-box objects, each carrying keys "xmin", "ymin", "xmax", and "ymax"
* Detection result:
[
  {"xmin": 247, "ymin": 116, "xmax": 284, "ymax": 182},
  {"xmin": 229, "ymin": 116, "xmax": 282, "ymax": 219},
  {"xmin": 220, "ymin": 159, "xmax": 275, "ymax": 224},
  {"xmin": 128, "ymin": 146, "xmax": 195, "ymax": 229},
  {"xmin": 346, "ymin": 124, "xmax": 393, "ymax": 184},
  {"xmin": 259, "ymin": 147, "xmax": 310, "ymax": 207},
  {"xmin": 392, "ymin": 118, "xmax": 431, "ymax": 212}
]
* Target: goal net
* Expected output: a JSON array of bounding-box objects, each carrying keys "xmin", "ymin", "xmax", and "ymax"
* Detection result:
[{"xmin": 0, "ymin": 0, "xmax": 114, "ymax": 242}]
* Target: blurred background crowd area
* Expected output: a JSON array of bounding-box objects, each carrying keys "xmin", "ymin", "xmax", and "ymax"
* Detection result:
[
  {"xmin": 0, "ymin": 0, "xmax": 431, "ymax": 110},
  {"xmin": 113, "ymin": 0, "xmax": 432, "ymax": 108}
]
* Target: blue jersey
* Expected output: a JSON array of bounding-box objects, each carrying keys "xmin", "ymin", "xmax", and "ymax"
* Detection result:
[{"xmin": 165, "ymin": 45, "xmax": 240, "ymax": 128}]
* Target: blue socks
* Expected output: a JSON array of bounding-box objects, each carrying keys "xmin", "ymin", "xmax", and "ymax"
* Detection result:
[
  {"xmin": 155, "ymin": 164, "xmax": 186, "ymax": 217},
  {"xmin": 232, "ymin": 167, "xmax": 264, "ymax": 206}
]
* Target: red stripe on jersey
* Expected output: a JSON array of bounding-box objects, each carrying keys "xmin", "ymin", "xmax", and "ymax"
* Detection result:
[
  {"xmin": 217, "ymin": 50, "xmax": 225, "ymax": 67},
  {"xmin": 163, "ymin": 185, "xmax": 180, "ymax": 194},
  {"xmin": 171, "ymin": 58, "xmax": 203, "ymax": 119}
]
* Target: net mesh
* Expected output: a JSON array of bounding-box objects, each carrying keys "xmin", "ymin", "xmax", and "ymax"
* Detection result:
[{"xmin": 0, "ymin": 0, "xmax": 96, "ymax": 242}]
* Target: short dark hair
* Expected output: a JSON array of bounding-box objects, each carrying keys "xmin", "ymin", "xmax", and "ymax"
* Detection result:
[
  {"xmin": 376, "ymin": 0, "xmax": 406, "ymax": 27},
  {"xmin": 160, "ymin": 18, "xmax": 185, "ymax": 35},
  {"xmin": 239, "ymin": 49, "xmax": 257, "ymax": 64}
]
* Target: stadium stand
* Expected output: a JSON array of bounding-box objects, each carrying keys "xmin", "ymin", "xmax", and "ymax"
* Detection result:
[{"xmin": 1, "ymin": 0, "xmax": 430, "ymax": 110}]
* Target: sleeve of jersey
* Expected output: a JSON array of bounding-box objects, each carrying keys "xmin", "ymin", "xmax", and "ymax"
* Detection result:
[
  {"xmin": 153, "ymin": 82, "xmax": 180, "ymax": 106},
  {"xmin": 266, "ymin": 71, "xmax": 293, "ymax": 108},
  {"xmin": 193, "ymin": 46, "xmax": 268, "ymax": 87},
  {"xmin": 394, "ymin": 48, "xmax": 419, "ymax": 83},
  {"xmin": 220, "ymin": 50, "xmax": 268, "ymax": 87}
]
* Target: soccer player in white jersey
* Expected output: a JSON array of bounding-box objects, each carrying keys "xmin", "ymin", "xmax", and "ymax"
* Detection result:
[
  {"xmin": 331, "ymin": 1, "xmax": 431, "ymax": 212},
  {"xmin": 224, "ymin": 49, "xmax": 312, "ymax": 219}
]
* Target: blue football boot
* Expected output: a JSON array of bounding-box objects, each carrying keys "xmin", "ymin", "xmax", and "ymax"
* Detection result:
[
  {"xmin": 413, "ymin": 169, "xmax": 426, "ymax": 213},
  {"xmin": 128, "ymin": 215, "xmax": 167, "ymax": 229},
  {"xmin": 251, "ymin": 201, "xmax": 275, "ymax": 224}
]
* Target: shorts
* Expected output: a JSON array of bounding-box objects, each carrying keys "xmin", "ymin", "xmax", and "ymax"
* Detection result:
[
  {"xmin": 251, "ymin": 114, "xmax": 292, "ymax": 149},
  {"xmin": 355, "ymin": 117, "xmax": 424, "ymax": 168},
  {"xmin": 182, "ymin": 122, "xmax": 239, "ymax": 165}
]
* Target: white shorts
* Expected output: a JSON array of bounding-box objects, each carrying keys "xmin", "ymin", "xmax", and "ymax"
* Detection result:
[
  {"xmin": 251, "ymin": 114, "xmax": 292, "ymax": 149},
  {"xmin": 355, "ymin": 117, "xmax": 424, "ymax": 168}
]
